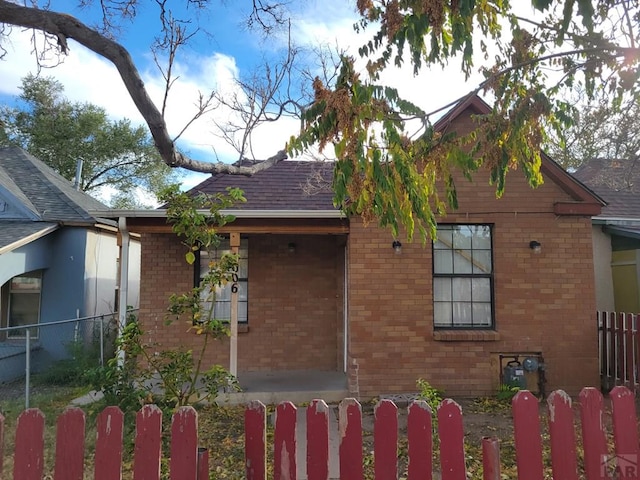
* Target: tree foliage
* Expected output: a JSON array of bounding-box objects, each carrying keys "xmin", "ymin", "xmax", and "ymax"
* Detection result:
[
  {"xmin": 0, "ymin": 0, "xmax": 638, "ymax": 236},
  {"xmin": 291, "ymin": 0, "xmax": 640, "ymax": 239},
  {"xmin": 0, "ymin": 75, "xmax": 180, "ymax": 207},
  {"xmin": 546, "ymin": 92, "xmax": 640, "ymax": 171},
  {"xmin": 88, "ymin": 188, "xmax": 245, "ymax": 411}
]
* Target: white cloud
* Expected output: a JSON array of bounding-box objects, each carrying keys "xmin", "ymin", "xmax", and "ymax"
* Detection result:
[
  {"xmin": 0, "ymin": 30, "xmax": 291, "ymax": 163},
  {"xmin": 0, "ymin": 31, "xmax": 140, "ymax": 119}
]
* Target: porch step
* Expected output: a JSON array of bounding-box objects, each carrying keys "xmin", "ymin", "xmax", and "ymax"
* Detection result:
[
  {"xmin": 216, "ymin": 369, "xmax": 349, "ymax": 406},
  {"xmin": 215, "ymin": 388, "xmax": 349, "ymax": 406}
]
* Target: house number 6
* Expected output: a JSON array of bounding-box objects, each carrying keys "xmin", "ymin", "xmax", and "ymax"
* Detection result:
[{"xmin": 231, "ymin": 265, "xmax": 239, "ymax": 293}]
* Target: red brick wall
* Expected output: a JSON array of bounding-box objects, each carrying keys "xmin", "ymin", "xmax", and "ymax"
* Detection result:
[
  {"xmin": 347, "ymin": 163, "xmax": 599, "ymax": 397},
  {"xmin": 139, "ymin": 234, "xmax": 345, "ymax": 372}
]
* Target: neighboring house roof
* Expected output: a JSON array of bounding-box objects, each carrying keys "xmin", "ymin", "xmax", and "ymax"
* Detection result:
[
  {"xmin": 573, "ymin": 158, "xmax": 640, "ymax": 220},
  {"xmin": 190, "ymin": 160, "xmax": 336, "ymax": 210},
  {"xmin": 0, "ymin": 146, "xmax": 111, "ymax": 254},
  {"xmin": 0, "ymin": 147, "xmax": 108, "ymax": 222},
  {"xmin": 0, "ymin": 221, "xmax": 59, "ymax": 254}
]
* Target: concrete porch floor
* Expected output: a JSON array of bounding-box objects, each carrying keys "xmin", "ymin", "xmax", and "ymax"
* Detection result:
[{"xmin": 216, "ymin": 370, "xmax": 349, "ymax": 405}]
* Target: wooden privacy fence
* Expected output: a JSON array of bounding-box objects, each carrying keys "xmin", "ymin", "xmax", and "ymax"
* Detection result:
[
  {"xmin": 3, "ymin": 386, "xmax": 640, "ymax": 479},
  {"xmin": 598, "ymin": 311, "xmax": 640, "ymax": 391}
]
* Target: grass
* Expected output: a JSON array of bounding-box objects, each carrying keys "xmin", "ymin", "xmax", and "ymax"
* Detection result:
[{"xmin": 0, "ymin": 382, "xmax": 97, "ymax": 477}]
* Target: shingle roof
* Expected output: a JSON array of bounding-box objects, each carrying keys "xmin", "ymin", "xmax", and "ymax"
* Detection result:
[
  {"xmin": 0, "ymin": 221, "xmax": 58, "ymax": 253},
  {"xmin": 189, "ymin": 95, "xmax": 603, "ymax": 215},
  {"xmin": 190, "ymin": 160, "xmax": 336, "ymax": 210},
  {"xmin": 572, "ymin": 158, "xmax": 640, "ymax": 219},
  {"xmin": 0, "ymin": 147, "xmax": 111, "ymax": 253},
  {"xmin": 0, "ymin": 147, "xmax": 109, "ymax": 223}
]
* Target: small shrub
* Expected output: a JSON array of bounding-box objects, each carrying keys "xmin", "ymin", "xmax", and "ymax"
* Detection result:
[
  {"xmin": 36, "ymin": 338, "xmax": 100, "ymax": 386},
  {"xmin": 416, "ymin": 378, "xmax": 444, "ymax": 411},
  {"xmin": 496, "ymin": 383, "xmax": 520, "ymax": 403}
]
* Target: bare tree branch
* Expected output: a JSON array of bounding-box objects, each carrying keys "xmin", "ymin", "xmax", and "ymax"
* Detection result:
[
  {"xmin": 210, "ymin": 26, "xmax": 342, "ymax": 160},
  {"xmin": 0, "ymin": 0, "xmax": 288, "ymax": 174}
]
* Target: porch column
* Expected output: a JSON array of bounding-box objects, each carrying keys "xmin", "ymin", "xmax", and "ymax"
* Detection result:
[{"xmin": 229, "ymin": 232, "xmax": 240, "ymax": 376}]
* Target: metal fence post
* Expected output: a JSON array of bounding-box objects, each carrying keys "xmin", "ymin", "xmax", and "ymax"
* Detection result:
[
  {"xmin": 99, "ymin": 315, "xmax": 105, "ymax": 367},
  {"xmin": 25, "ymin": 329, "xmax": 30, "ymax": 409}
]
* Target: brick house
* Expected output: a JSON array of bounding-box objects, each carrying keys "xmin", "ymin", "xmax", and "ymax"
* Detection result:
[{"xmin": 111, "ymin": 95, "xmax": 603, "ymax": 398}]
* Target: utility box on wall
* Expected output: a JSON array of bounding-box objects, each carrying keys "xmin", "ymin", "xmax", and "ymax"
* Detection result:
[
  {"xmin": 503, "ymin": 359, "xmax": 526, "ymax": 389},
  {"xmin": 497, "ymin": 352, "xmax": 546, "ymax": 397}
]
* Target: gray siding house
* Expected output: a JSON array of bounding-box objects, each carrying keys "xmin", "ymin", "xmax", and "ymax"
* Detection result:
[{"xmin": 0, "ymin": 147, "xmax": 140, "ymax": 382}]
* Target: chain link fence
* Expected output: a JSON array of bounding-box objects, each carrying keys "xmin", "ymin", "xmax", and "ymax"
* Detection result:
[{"xmin": 0, "ymin": 312, "xmax": 130, "ymax": 408}]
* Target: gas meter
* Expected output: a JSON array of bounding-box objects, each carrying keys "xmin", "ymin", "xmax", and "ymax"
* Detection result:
[{"xmin": 503, "ymin": 360, "xmax": 527, "ymax": 389}]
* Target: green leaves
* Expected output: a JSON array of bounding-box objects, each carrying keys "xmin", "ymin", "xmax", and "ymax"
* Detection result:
[
  {"xmin": 531, "ymin": 0, "xmax": 553, "ymax": 10},
  {"xmin": 289, "ymin": 57, "xmax": 480, "ymax": 242},
  {"xmin": 356, "ymin": 0, "xmax": 508, "ymax": 79},
  {"xmin": 158, "ymin": 185, "xmax": 245, "ymax": 255},
  {"xmin": 289, "ymin": 0, "xmax": 640, "ymax": 244}
]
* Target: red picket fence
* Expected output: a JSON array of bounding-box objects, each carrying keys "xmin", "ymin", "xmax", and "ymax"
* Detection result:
[
  {"xmin": 5, "ymin": 405, "xmax": 207, "ymax": 480},
  {"xmin": 599, "ymin": 311, "xmax": 640, "ymax": 392},
  {"xmin": 2, "ymin": 386, "xmax": 639, "ymax": 479},
  {"xmin": 247, "ymin": 388, "xmax": 638, "ymax": 480}
]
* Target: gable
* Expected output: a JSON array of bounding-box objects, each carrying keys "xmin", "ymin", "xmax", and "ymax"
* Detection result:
[
  {"xmin": 0, "ymin": 190, "xmax": 38, "ymax": 221},
  {"xmin": 434, "ymin": 95, "xmax": 603, "ymax": 216}
]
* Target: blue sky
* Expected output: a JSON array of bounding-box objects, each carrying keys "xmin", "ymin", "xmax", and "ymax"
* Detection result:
[{"xmin": 0, "ymin": 0, "xmax": 504, "ymax": 190}]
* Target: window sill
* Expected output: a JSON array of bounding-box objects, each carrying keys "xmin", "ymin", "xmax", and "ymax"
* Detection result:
[{"xmin": 433, "ymin": 330, "xmax": 500, "ymax": 342}]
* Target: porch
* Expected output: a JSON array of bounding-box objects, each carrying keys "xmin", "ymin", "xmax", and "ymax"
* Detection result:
[{"xmin": 217, "ymin": 370, "xmax": 349, "ymax": 405}]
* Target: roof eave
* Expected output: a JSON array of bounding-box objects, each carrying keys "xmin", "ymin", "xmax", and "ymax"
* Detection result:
[
  {"xmin": 0, "ymin": 224, "xmax": 60, "ymax": 255},
  {"xmin": 603, "ymin": 225, "xmax": 640, "ymax": 241},
  {"xmin": 541, "ymin": 152, "xmax": 606, "ymax": 206},
  {"xmin": 592, "ymin": 216, "xmax": 640, "ymax": 224},
  {"xmin": 90, "ymin": 209, "xmax": 345, "ymax": 219}
]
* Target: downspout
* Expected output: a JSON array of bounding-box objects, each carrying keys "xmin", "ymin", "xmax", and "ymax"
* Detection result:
[{"xmin": 117, "ymin": 216, "xmax": 130, "ymax": 367}]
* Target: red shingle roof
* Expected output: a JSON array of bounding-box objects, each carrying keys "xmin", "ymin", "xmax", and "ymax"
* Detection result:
[
  {"xmin": 189, "ymin": 160, "xmax": 336, "ymax": 210},
  {"xmin": 189, "ymin": 95, "xmax": 603, "ymax": 215}
]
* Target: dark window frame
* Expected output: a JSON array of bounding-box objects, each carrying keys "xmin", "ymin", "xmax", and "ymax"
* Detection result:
[{"xmin": 432, "ymin": 224, "xmax": 495, "ymax": 330}]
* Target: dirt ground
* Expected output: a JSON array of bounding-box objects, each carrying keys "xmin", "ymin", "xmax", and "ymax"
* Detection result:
[
  {"xmin": 456, "ymin": 397, "xmax": 515, "ymax": 444},
  {"xmin": 359, "ymin": 396, "xmax": 515, "ymax": 444}
]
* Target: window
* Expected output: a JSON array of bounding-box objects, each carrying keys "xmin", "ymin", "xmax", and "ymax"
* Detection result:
[
  {"xmin": 198, "ymin": 238, "xmax": 248, "ymax": 323},
  {"xmin": 433, "ymin": 225, "xmax": 493, "ymax": 328},
  {"xmin": 8, "ymin": 272, "xmax": 42, "ymax": 338}
]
